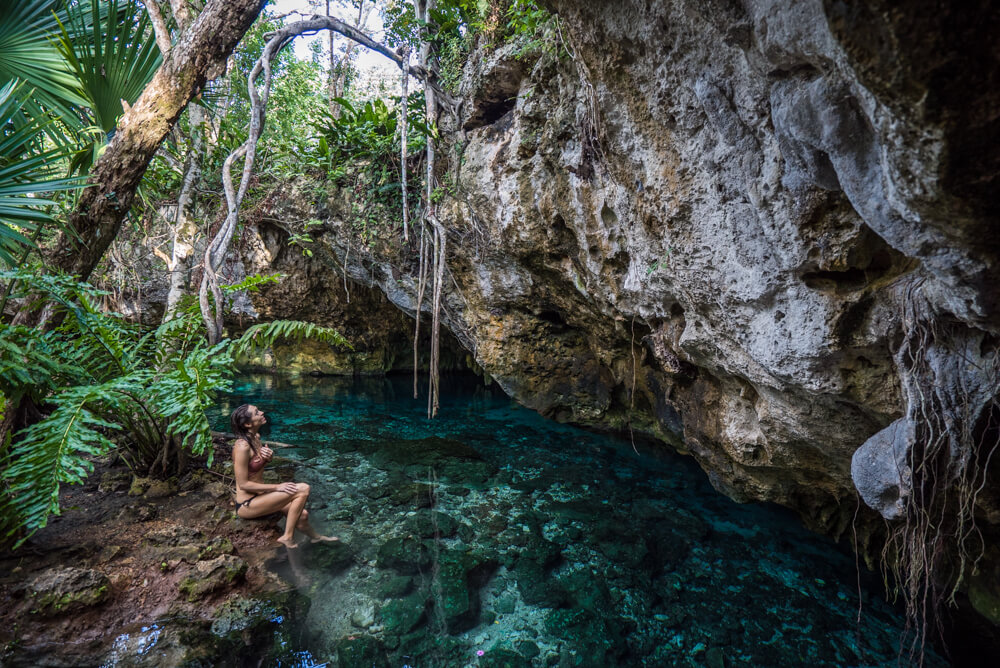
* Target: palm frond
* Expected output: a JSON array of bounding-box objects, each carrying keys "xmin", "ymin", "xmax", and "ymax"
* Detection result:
[
  {"xmin": 0, "ymin": 81, "xmax": 85, "ymax": 267},
  {"xmin": 0, "ymin": 0, "xmax": 90, "ymax": 121},
  {"xmin": 56, "ymin": 0, "xmax": 162, "ymax": 136}
]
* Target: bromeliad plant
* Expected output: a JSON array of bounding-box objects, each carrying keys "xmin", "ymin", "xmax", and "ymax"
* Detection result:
[{"xmin": 0, "ymin": 269, "xmax": 348, "ymax": 547}]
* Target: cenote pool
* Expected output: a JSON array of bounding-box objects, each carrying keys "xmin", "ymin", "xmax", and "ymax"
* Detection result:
[{"xmin": 211, "ymin": 373, "xmax": 939, "ymax": 667}]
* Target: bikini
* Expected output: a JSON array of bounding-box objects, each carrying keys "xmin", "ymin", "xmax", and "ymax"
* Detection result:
[{"xmin": 237, "ymin": 452, "xmax": 267, "ymax": 510}]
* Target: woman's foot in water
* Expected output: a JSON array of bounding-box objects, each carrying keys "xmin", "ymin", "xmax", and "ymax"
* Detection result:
[
  {"xmin": 298, "ymin": 522, "xmax": 339, "ymax": 543},
  {"xmin": 277, "ymin": 535, "xmax": 299, "ymax": 548},
  {"xmin": 309, "ymin": 534, "xmax": 339, "ymax": 543}
]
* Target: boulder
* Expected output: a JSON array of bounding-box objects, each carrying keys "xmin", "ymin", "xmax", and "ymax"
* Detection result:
[
  {"xmin": 29, "ymin": 567, "xmax": 110, "ymax": 616},
  {"xmin": 851, "ymin": 417, "xmax": 914, "ymax": 520},
  {"xmin": 178, "ymin": 555, "xmax": 247, "ymax": 601}
]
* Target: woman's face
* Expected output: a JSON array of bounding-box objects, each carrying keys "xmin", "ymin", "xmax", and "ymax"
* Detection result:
[{"xmin": 245, "ymin": 405, "xmax": 267, "ymax": 429}]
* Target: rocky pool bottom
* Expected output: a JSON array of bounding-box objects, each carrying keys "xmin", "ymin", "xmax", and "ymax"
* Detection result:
[{"xmin": 202, "ymin": 372, "xmax": 944, "ymax": 667}]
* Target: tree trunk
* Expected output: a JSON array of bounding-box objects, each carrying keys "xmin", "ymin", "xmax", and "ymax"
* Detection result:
[
  {"xmin": 1, "ymin": 0, "xmax": 265, "ymax": 447},
  {"xmin": 43, "ymin": 0, "xmax": 265, "ymax": 285},
  {"xmin": 327, "ymin": 0, "xmax": 373, "ymax": 117},
  {"xmin": 162, "ymin": 102, "xmax": 205, "ymax": 320},
  {"xmin": 152, "ymin": 0, "xmax": 210, "ymax": 322}
]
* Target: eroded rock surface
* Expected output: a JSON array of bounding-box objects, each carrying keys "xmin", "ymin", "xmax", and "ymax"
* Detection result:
[
  {"xmin": 221, "ymin": 0, "xmax": 998, "ymax": 634},
  {"xmin": 242, "ymin": 0, "xmax": 998, "ymax": 538}
]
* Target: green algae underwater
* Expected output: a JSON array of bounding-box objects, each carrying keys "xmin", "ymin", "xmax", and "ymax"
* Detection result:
[{"xmin": 209, "ymin": 372, "xmax": 941, "ymax": 668}]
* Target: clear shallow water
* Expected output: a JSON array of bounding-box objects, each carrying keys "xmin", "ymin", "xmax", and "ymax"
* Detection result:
[{"xmin": 213, "ymin": 373, "xmax": 939, "ymax": 668}]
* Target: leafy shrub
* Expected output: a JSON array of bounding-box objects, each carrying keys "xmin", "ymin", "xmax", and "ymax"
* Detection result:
[
  {"xmin": 0, "ymin": 270, "xmax": 347, "ymax": 547},
  {"xmin": 313, "ymin": 95, "xmax": 430, "ymax": 244}
]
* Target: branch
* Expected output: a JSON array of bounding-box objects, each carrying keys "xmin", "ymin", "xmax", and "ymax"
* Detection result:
[
  {"xmin": 151, "ymin": 245, "xmax": 174, "ymax": 269},
  {"xmin": 198, "ymin": 13, "xmax": 458, "ymax": 342},
  {"xmin": 144, "ymin": 1, "xmax": 173, "ymax": 55},
  {"xmin": 39, "ymin": 0, "xmax": 266, "ymax": 288}
]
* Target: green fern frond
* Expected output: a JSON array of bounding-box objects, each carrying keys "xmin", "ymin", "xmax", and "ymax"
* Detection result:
[
  {"xmin": 2, "ymin": 384, "xmax": 121, "ymax": 544},
  {"xmin": 220, "ymin": 272, "xmax": 283, "ymax": 294},
  {"xmin": 147, "ymin": 340, "xmax": 233, "ymax": 465},
  {"xmin": 0, "ymin": 325, "xmax": 81, "ymax": 404},
  {"xmin": 231, "ymin": 320, "xmax": 352, "ymax": 357}
]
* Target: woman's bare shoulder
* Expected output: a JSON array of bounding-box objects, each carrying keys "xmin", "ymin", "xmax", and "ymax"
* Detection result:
[{"xmin": 233, "ymin": 439, "xmax": 251, "ymax": 453}]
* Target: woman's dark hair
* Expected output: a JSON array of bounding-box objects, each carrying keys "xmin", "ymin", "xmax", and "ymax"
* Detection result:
[{"xmin": 230, "ymin": 404, "xmax": 259, "ymax": 455}]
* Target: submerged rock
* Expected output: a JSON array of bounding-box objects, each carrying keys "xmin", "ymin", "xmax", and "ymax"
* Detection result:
[
  {"xmin": 479, "ymin": 647, "xmax": 531, "ymax": 668},
  {"xmin": 378, "ymin": 589, "xmax": 429, "ymax": 637},
  {"xmin": 376, "ymin": 535, "xmax": 432, "ymax": 574},
  {"xmin": 334, "ymin": 634, "xmax": 388, "ymax": 668},
  {"xmin": 436, "ymin": 549, "xmax": 498, "ymax": 633}
]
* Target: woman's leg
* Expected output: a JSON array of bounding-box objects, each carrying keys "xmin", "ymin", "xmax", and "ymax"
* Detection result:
[
  {"xmin": 278, "ymin": 483, "xmax": 310, "ymax": 547},
  {"xmin": 237, "ymin": 485, "xmax": 310, "ymax": 546},
  {"xmin": 236, "ymin": 490, "xmax": 298, "ymax": 519},
  {"xmin": 295, "ymin": 508, "xmax": 339, "ymax": 543}
]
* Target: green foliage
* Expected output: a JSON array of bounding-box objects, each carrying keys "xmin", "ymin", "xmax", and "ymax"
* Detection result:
[
  {"xmin": 232, "ymin": 320, "xmax": 351, "ymax": 358},
  {"xmin": 4, "ymin": 383, "xmax": 121, "ymax": 541},
  {"xmin": 55, "ymin": 0, "xmax": 162, "ymax": 173},
  {"xmin": 220, "ymin": 272, "xmax": 283, "ymax": 294},
  {"xmin": 646, "ymin": 248, "xmax": 675, "ymax": 276},
  {"xmin": 204, "ymin": 11, "xmax": 328, "ymax": 190},
  {"xmin": 506, "ymin": 0, "xmax": 549, "ymax": 38},
  {"xmin": 0, "ymin": 82, "xmax": 84, "ymax": 268},
  {"xmin": 317, "ymin": 96, "xmax": 431, "ymax": 165},
  {"xmin": 287, "ymin": 220, "xmax": 324, "ymax": 257},
  {"xmin": 0, "ymin": 0, "xmax": 162, "ymax": 269},
  {"xmin": 314, "ymin": 94, "xmax": 429, "ymax": 244},
  {"xmin": 505, "ymin": 0, "xmax": 562, "ymax": 60},
  {"xmin": 0, "ymin": 0, "xmax": 91, "ymax": 122},
  {"xmin": 0, "ymin": 270, "xmax": 348, "ymax": 547}
]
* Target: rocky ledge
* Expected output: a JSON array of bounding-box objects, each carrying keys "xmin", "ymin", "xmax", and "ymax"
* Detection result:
[{"xmin": 0, "ymin": 442, "xmax": 309, "ymax": 667}]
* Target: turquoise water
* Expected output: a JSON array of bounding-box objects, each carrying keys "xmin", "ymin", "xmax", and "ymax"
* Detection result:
[{"xmin": 213, "ymin": 373, "xmax": 939, "ymax": 667}]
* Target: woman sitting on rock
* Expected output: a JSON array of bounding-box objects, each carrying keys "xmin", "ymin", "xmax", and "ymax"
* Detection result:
[{"xmin": 231, "ymin": 404, "xmax": 337, "ymax": 547}]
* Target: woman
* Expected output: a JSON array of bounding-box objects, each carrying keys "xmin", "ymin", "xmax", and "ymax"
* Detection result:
[{"xmin": 231, "ymin": 404, "xmax": 337, "ymax": 547}]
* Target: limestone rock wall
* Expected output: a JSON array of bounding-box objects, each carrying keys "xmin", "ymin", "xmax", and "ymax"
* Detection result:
[
  {"xmin": 428, "ymin": 0, "xmax": 1000, "ymax": 536},
  {"xmin": 239, "ymin": 0, "xmax": 1000, "ymax": 595}
]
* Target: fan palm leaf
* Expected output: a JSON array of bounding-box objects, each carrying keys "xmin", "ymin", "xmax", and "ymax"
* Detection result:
[
  {"xmin": 56, "ymin": 0, "xmax": 162, "ymax": 137},
  {"xmin": 0, "ymin": 0, "xmax": 89, "ymax": 122},
  {"xmin": 0, "ymin": 81, "xmax": 83, "ymax": 267}
]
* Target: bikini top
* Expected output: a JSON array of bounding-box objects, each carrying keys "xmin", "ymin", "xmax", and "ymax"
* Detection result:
[{"xmin": 248, "ymin": 451, "xmax": 266, "ymax": 474}]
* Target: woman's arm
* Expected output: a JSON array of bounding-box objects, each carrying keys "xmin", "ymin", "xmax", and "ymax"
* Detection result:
[{"xmin": 233, "ymin": 440, "xmax": 282, "ymax": 494}]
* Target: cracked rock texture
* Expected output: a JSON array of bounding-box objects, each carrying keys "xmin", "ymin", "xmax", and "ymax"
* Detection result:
[{"xmin": 235, "ymin": 0, "xmax": 999, "ymax": 624}]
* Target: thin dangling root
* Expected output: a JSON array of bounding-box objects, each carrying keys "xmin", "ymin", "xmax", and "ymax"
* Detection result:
[{"xmin": 878, "ymin": 277, "xmax": 1000, "ymax": 662}]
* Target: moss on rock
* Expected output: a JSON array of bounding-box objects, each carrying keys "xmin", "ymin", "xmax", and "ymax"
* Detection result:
[
  {"xmin": 178, "ymin": 555, "xmax": 247, "ymax": 602},
  {"xmin": 29, "ymin": 567, "xmax": 110, "ymax": 616}
]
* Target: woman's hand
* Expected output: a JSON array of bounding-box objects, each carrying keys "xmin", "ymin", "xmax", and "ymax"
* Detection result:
[
  {"xmin": 276, "ymin": 482, "xmax": 299, "ymax": 494},
  {"xmin": 260, "ymin": 445, "xmax": 274, "ymax": 462}
]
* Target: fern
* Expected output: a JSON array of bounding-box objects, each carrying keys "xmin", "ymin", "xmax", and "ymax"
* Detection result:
[
  {"xmin": 2, "ymin": 384, "xmax": 121, "ymax": 544},
  {"xmin": 149, "ymin": 340, "xmax": 233, "ymax": 465},
  {"xmin": 232, "ymin": 319, "xmax": 352, "ymax": 356},
  {"xmin": 0, "ymin": 326, "xmax": 77, "ymax": 403},
  {"xmin": 1, "ymin": 269, "xmax": 349, "ymax": 547},
  {"xmin": 220, "ymin": 272, "xmax": 283, "ymax": 294}
]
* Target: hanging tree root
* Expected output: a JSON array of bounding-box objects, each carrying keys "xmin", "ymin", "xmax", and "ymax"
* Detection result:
[
  {"xmin": 880, "ymin": 277, "xmax": 1000, "ymax": 661},
  {"xmin": 198, "ymin": 13, "xmax": 456, "ymax": 343}
]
